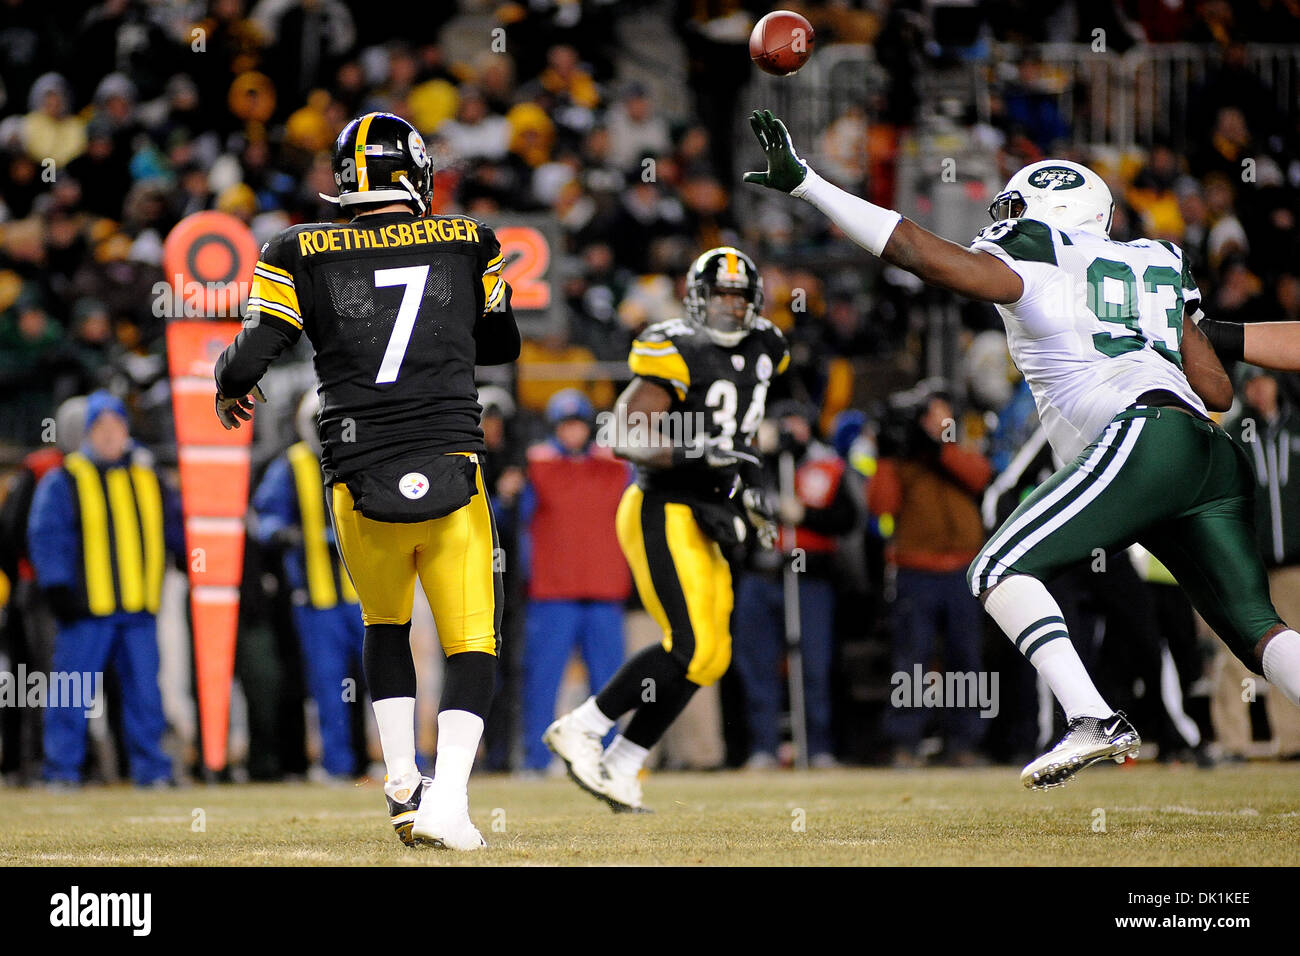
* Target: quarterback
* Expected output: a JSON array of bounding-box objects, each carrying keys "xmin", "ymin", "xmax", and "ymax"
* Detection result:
[
  {"xmin": 545, "ymin": 246, "xmax": 787, "ymax": 810},
  {"xmin": 745, "ymin": 108, "xmax": 1300, "ymax": 789},
  {"xmin": 215, "ymin": 112, "xmax": 519, "ymax": 847}
]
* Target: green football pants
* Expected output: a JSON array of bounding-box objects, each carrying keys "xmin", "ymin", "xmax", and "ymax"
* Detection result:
[{"xmin": 968, "ymin": 405, "xmax": 1283, "ymax": 671}]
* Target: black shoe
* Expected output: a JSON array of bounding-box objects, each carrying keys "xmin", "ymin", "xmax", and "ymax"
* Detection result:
[{"xmin": 1020, "ymin": 712, "xmax": 1140, "ymax": 790}]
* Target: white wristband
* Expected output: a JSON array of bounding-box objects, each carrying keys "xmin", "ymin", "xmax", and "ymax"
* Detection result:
[{"xmin": 793, "ymin": 166, "xmax": 902, "ymax": 257}]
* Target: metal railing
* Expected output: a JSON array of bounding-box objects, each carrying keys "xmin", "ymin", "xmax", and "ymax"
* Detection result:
[
  {"xmin": 740, "ymin": 42, "xmax": 1300, "ymax": 154},
  {"xmin": 1008, "ymin": 42, "xmax": 1300, "ymax": 150}
]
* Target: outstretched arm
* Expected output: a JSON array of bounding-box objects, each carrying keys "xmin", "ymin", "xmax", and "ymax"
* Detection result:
[
  {"xmin": 1201, "ymin": 317, "xmax": 1300, "ymax": 372},
  {"xmin": 744, "ymin": 110, "xmax": 1023, "ymax": 305}
]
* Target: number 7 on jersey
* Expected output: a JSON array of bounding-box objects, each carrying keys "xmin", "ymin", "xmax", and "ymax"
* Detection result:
[{"xmin": 374, "ymin": 265, "xmax": 429, "ymax": 384}]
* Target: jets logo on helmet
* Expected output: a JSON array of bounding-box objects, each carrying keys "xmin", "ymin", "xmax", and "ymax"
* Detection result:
[
  {"xmin": 988, "ymin": 159, "xmax": 1114, "ymax": 236},
  {"xmin": 321, "ymin": 112, "xmax": 433, "ymax": 216},
  {"xmin": 1026, "ymin": 165, "xmax": 1085, "ymax": 190},
  {"xmin": 685, "ymin": 246, "xmax": 765, "ymax": 346}
]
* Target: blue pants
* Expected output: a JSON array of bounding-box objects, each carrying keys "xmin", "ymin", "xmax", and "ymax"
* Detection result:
[
  {"xmin": 523, "ymin": 599, "xmax": 624, "ymax": 770},
  {"xmin": 292, "ymin": 602, "xmax": 366, "ymax": 777},
  {"xmin": 732, "ymin": 573, "xmax": 835, "ymax": 759},
  {"xmin": 886, "ymin": 567, "xmax": 985, "ymax": 749},
  {"xmin": 44, "ymin": 613, "xmax": 171, "ymax": 785}
]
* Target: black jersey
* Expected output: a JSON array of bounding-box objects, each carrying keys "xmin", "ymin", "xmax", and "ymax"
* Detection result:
[
  {"xmin": 215, "ymin": 209, "xmax": 519, "ymax": 484},
  {"xmin": 628, "ymin": 317, "xmax": 789, "ymax": 498}
]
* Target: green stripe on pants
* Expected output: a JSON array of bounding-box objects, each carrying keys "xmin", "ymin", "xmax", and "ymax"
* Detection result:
[{"xmin": 970, "ymin": 406, "xmax": 1284, "ymax": 668}]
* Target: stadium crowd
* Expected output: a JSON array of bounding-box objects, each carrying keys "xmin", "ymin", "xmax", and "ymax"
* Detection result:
[{"xmin": 3, "ymin": 0, "xmax": 1300, "ymax": 785}]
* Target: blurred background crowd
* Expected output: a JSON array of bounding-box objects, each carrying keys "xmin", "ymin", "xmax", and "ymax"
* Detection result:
[{"xmin": 4, "ymin": 0, "xmax": 1300, "ymax": 786}]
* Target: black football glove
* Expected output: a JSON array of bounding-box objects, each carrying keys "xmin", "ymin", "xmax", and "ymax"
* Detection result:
[
  {"xmin": 215, "ymin": 384, "xmax": 267, "ymax": 430},
  {"xmin": 742, "ymin": 109, "xmax": 810, "ymax": 194}
]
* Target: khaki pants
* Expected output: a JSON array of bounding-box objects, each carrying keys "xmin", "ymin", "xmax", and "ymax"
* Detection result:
[
  {"xmin": 623, "ymin": 610, "xmax": 725, "ymax": 769},
  {"xmin": 1210, "ymin": 565, "xmax": 1300, "ymax": 757}
]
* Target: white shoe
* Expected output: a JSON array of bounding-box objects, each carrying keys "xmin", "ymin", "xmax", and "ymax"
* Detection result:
[
  {"xmin": 1021, "ymin": 711, "xmax": 1141, "ymax": 791},
  {"xmin": 543, "ymin": 712, "xmax": 607, "ymax": 802},
  {"xmin": 597, "ymin": 759, "xmax": 649, "ymax": 814},
  {"xmin": 411, "ymin": 789, "xmax": 486, "ymax": 851}
]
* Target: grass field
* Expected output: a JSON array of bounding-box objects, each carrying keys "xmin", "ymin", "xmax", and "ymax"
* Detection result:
[{"xmin": 3, "ymin": 762, "xmax": 1298, "ymax": 866}]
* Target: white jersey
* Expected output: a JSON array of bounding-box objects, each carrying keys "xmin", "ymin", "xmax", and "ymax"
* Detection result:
[{"xmin": 971, "ymin": 217, "xmax": 1208, "ymax": 462}]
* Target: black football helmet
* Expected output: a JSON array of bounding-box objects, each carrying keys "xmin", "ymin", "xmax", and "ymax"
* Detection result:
[
  {"xmin": 320, "ymin": 112, "xmax": 432, "ymax": 215},
  {"xmin": 684, "ymin": 245, "xmax": 764, "ymax": 346}
]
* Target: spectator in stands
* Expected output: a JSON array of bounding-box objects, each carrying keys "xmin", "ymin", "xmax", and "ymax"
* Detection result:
[
  {"xmin": 26, "ymin": 390, "xmax": 184, "ymax": 787},
  {"xmin": 21, "ymin": 72, "xmax": 85, "ymax": 169},
  {"xmin": 0, "ymin": 292, "xmax": 78, "ymax": 447},
  {"xmin": 250, "ymin": 392, "xmax": 366, "ymax": 781},
  {"xmin": 869, "ymin": 381, "xmax": 992, "ymax": 766},
  {"xmin": 605, "ymin": 82, "xmax": 671, "ymax": 173},
  {"xmin": 519, "ymin": 390, "xmax": 631, "ymax": 772},
  {"xmin": 733, "ymin": 401, "xmax": 859, "ymax": 769},
  {"xmin": 438, "ymin": 85, "xmax": 510, "ymax": 162}
]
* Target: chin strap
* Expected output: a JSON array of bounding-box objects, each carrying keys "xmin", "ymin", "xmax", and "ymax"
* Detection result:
[{"xmin": 399, "ymin": 175, "xmax": 426, "ymax": 216}]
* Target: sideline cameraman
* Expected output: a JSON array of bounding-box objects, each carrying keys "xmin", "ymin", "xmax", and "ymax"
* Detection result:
[
  {"xmin": 732, "ymin": 401, "xmax": 858, "ymax": 768},
  {"xmin": 869, "ymin": 381, "xmax": 992, "ymax": 765}
]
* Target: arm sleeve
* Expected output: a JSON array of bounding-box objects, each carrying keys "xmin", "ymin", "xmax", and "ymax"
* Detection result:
[
  {"xmin": 214, "ymin": 234, "xmax": 304, "ymax": 397},
  {"xmin": 26, "ymin": 470, "xmax": 78, "ymax": 589},
  {"xmin": 793, "ymin": 167, "xmax": 902, "ymax": 257}
]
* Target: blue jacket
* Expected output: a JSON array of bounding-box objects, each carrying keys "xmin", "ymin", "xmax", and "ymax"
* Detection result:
[{"xmin": 27, "ymin": 446, "xmax": 184, "ymax": 616}]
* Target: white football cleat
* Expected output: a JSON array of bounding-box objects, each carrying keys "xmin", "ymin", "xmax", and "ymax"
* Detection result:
[
  {"xmin": 1021, "ymin": 711, "xmax": 1140, "ymax": 791},
  {"xmin": 543, "ymin": 711, "xmax": 608, "ymax": 803},
  {"xmin": 411, "ymin": 790, "xmax": 486, "ymax": 851},
  {"xmin": 597, "ymin": 759, "xmax": 650, "ymax": 814}
]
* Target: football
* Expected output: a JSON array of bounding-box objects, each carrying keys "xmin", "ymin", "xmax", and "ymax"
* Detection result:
[{"xmin": 749, "ymin": 10, "xmax": 816, "ymax": 76}]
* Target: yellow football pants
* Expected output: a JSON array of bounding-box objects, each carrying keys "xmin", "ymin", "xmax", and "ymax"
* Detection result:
[
  {"xmin": 330, "ymin": 459, "xmax": 500, "ymax": 656},
  {"xmin": 616, "ymin": 485, "xmax": 733, "ymax": 686}
]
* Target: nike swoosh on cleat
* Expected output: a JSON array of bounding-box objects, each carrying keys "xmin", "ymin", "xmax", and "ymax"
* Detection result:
[{"xmin": 1102, "ymin": 718, "xmax": 1123, "ymax": 736}]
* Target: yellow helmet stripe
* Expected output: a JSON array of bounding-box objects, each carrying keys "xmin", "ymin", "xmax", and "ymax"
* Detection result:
[{"xmin": 355, "ymin": 113, "xmax": 377, "ymax": 193}]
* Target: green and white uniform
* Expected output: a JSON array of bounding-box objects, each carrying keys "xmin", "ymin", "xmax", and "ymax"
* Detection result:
[{"xmin": 966, "ymin": 217, "xmax": 1282, "ymax": 668}]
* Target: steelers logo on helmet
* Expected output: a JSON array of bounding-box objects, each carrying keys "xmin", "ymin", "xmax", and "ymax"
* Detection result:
[
  {"xmin": 320, "ymin": 111, "xmax": 433, "ymax": 216},
  {"xmin": 685, "ymin": 245, "xmax": 765, "ymax": 347},
  {"xmin": 408, "ymin": 129, "xmax": 429, "ymax": 168}
]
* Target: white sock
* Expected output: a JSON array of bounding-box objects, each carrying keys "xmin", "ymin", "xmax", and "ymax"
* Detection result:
[
  {"xmin": 571, "ymin": 695, "xmax": 615, "ymax": 736},
  {"xmin": 1262, "ymin": 629, "xmax": 1300, "ymax": 708},
  {"xmin": 431, "ymin": 709, "xmax": 483, "ymax": 802},
  {"xmin": 603, "ymin": 735, "xmax": 649, "ymax": 776},
  {"xmin": 983, "ymin": 575, "xmax": 1111, "ymax": 720},
  {"xmin": 372, "ymin": 696, "xmax": 418, "ymax": 784}
]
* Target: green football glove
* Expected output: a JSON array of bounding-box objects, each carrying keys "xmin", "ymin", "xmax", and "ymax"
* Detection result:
[{"xmin": 742, "ymin": 109, "xmax": 809, "ymax": 194}]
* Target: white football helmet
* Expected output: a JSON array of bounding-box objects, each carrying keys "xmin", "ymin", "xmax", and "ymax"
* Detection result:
[{"xmin": 988, "ymin": 159, "xmax": 1114, "ymax": 236}]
